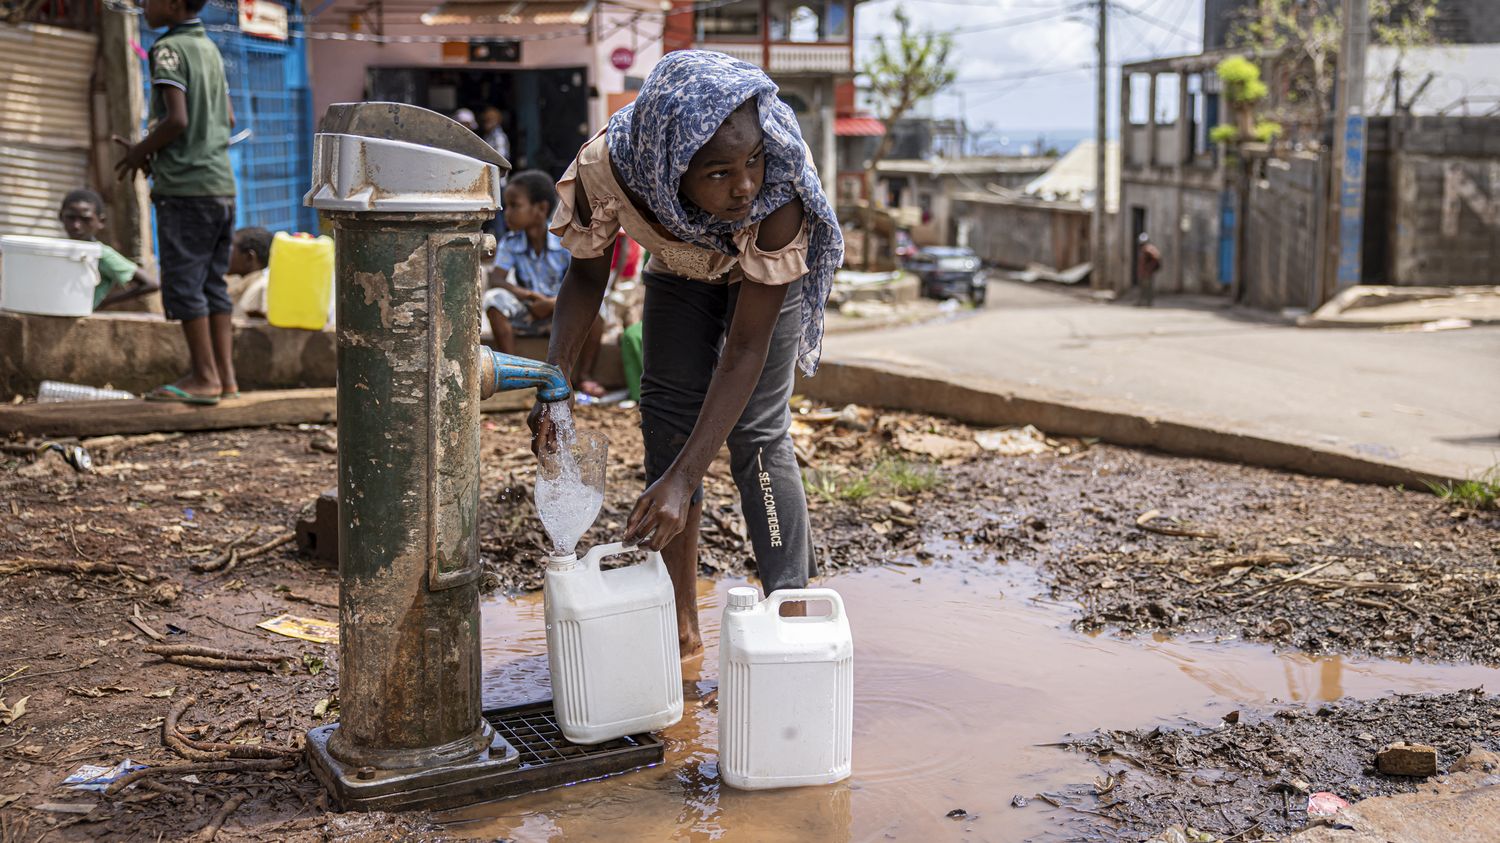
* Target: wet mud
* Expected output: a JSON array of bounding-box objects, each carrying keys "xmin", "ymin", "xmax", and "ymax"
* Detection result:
[
  {"xmin": 1062, "ymin": 689, "xmax": 1500, "ymax": 840},
  {"xmin": 0, "ymin": 403, "xmax": 1496, "ymax": 841}
]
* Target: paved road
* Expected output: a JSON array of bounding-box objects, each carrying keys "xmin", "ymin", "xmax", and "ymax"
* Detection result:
[{"xmin": 823, "ymin": 281, "xmax": 1500, "ymax": 481}]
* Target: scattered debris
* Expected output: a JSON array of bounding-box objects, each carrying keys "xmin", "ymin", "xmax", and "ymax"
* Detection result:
[
  {"xmin": 164, "ymin": 694, "xmax": 300, "ymax": 761},
  {"xmin": 1306, "ymin": 791, "xmax": 1350, "ymax": 817},
  {"xmin": 312, "ymin": 695, "xmax": 338, "ymax": 719},
  {"xmin": 1145, "ymin": 827, "xmax": 1215, "ymax": 843},
  {"xmin": 1376, "ymin": 741, "xmax": 1439, "ymax": 777},
  {"xmin": 34, "ymin": 801, "xmax": 97, "ymax": 814},
  {"xmin": 1010, "ymin": 794, "xmax": 1028, "ymax": 808},
  {"xmin": 0, "ymin": 696, "xmax": 28, "ymax": 725},
  {"xmin": 944, "ymin": 807, "xmax": 968, "ymax": 819},
  {"xmin": 143, "ymin": 644, "xmax": 290, "ymax": 673},
  {"xmin": 199, "ymin": 792, "xmax": 248, "ymax": 841},
  {"xmin": 1134, "ymin": 509, "xmax": 1219, "ymax": 539},
  {"xmin": 191, "ymin": 531, "xmax": 294, "ymax": 574},
  {"xmin": 257, "ymin": 613, "xmax": 338, "ymax": 644},
  {"xmin": 894, "ymin": 430, "xmax": 979, "ymax": 461},
  {"xmin": 102, "ymin": 757, "xmax": 297, "ymax": 796},
  {"xmin": 308, "ymin": 429, "xmax": 338, "ymax": 454},
  {"xmin": 974, "ymin": 425, "xmax": 1050, "ymax": 456},
  {"xmin": 63, "ymin": 759, "xmax": 148, "ymax": 792},
  {"xmin": 0, "ymin": 558, "xmax": 153, "ymax": 581}
]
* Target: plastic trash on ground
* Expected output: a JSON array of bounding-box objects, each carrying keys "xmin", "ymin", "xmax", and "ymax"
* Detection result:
[
  {"xmin": 1307, "ymin": 791, "xmax": 1351, "ymax": 816},
  {"xmin": 63, "ymin": 759, "xmax": 146, "ymax": 791},
  {"xmin": 974, "ymin": 425, "xmax": 1050, "ymax": 456},
  {"xmin": 257, "ymin": 613, "xmax": 338, "ymax": 644}
]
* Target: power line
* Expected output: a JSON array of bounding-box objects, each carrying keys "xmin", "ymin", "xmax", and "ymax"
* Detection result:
[
  {"xmin": 950, "ymin": 63, "xmax": 1096, "ymax": 87},
  {"xmin": 1110, "ymin": 0, "xmax": 1198, "ymax": 45},
  {"xmin": 857, "ymin": 3, "xmax": 1094, "ymax": 41}
]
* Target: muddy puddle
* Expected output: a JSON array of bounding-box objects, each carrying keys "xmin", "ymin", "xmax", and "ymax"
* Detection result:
[{"xmin": 446, "ymin": 556, "xmax": 1499, "ymax": 841}]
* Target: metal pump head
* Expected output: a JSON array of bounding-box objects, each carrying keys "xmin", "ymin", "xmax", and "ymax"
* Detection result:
[{"xmin": 479, "ymin": 347, "xmax": 572, "ymax": 403}]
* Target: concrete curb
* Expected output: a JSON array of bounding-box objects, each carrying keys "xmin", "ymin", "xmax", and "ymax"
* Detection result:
[{"xmin": 797, "ymin": 357, "xmax": 1454, "ymax": 488}]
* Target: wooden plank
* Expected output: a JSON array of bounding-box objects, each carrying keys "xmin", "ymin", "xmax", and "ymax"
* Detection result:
[{"xmin": 0, "ymin": 389, "xmax": 533, "ymax": 438}]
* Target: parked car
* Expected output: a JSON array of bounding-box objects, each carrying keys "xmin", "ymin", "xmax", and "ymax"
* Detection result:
[{"xmin": 908, "ymin": 247, "xmax": 986, "ymax": 305}]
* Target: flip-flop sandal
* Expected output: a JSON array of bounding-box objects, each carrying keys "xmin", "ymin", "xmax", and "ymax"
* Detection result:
[
  {"xmin": 145, "ymin": 384, "xmax": 220, "ymax": 406},
  {"xmin": 220, "ymin": 391, "xmax": 241, "ymax": 400}
]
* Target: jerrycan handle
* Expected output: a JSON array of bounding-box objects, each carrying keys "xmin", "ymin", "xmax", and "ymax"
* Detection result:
[
  {"xmin": 580, "ymin": 541, "xmax": 640, "ymax": 571},
  {"xmin": 767, "ymin": 588, "xmax": 845, "ymax": 623}
]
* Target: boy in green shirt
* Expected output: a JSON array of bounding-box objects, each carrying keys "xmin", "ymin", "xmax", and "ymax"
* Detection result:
[
  {"xmin": 115, "ymin": 0, "xmax": 238, "ymax": 405},
  {"xmin": 57, "ymin": 189, "xmax": 159, "ymax": 311}
]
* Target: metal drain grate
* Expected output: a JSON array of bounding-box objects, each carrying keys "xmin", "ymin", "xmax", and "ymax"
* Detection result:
[
  {"xmin": 306, "ymin": 699, "xmax": 664, "ymax": 812},
  {"xmin": 485, "ymin": 700, "xmax": 664, "ymax": 787}
]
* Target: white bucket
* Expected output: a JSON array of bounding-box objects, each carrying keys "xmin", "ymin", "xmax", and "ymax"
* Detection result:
[
  {"xmin": 544, "ymin": 541, "xmax": 683, "ymax": 744},
  {"xmin": 0, "ymin": 235, "xmax": 101, "ymax": 317},
  {"xmin": 720, "ymin": 586, "xmax": 854, "ymax": 790}
]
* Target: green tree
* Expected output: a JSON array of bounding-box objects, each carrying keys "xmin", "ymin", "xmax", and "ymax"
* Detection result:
[
  {"xmin": 862, "ymin": 5, "xmax": 957, "ymax": 188},
  {"xmin": 857, "ymin": 5, "xmax": 956, "ymax": 265},
  {"xmin": 1229, "ymin": 0, "xmax": 1439, "ymax": 138}
]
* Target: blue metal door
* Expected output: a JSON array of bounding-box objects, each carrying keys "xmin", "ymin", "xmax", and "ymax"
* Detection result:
[
  {"xmin": 139, "ymin": 0, "xmax": 316, "ymax": 234},
  {"xmin": 1217, "ymin": 188, "xmax": 1236, "ymax": 287}
]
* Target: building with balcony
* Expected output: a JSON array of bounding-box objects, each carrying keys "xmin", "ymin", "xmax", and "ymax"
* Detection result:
[{"xmin": 665, "ymin": 0, "xmax": 866, "ymax": 193}]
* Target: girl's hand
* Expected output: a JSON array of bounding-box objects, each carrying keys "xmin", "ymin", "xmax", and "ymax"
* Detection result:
[
  {"xmin": 623, "ymin": 470, "xmax": 696, "ymax": 551},
  {"xmin": 526, "ymin": 400, "xmax": 559, "ymax": 458}
]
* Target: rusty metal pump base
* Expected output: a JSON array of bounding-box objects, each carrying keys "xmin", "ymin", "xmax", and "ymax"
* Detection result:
[{"xmin": 305, "ymin": 720, "xmax": 520, "ymax": 812}]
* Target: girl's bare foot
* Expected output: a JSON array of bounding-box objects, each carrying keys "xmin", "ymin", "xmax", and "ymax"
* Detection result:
[
  {"xmin": 679, "ymin": 622, "xmax": 703, "ymax": 659},
  {"xmin": 579, "ymin": 379, "xmax": 606, "ymax": 398}
]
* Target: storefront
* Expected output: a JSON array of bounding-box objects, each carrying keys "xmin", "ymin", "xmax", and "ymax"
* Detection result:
[{"xmin": 307, "ymin": 0, "xmax": 663, "ymax": 175}]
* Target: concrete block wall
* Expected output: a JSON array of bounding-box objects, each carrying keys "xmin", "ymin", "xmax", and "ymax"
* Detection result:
[
  {"xmin": 0, "ymin": 312, "xmax": 622, "ymax": 399},
  {"xmin": 1391, "ymin": 117, "xmax": 1500, "ymax": 286}
]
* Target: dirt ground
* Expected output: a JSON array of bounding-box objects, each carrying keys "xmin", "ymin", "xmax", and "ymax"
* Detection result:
[
  {"xmin": 1, "ymin": 401, "xmax": 1496, "ymax": 840},
  {"xmin": 1060, "ymin": 689, "xmax": 1500, "ymax": 841}
]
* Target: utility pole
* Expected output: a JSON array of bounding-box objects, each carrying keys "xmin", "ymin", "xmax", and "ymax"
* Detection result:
[
  {"xmin": 1092, "ymin": 0, "xmax": 1108, "ymax": 289},
  {"xmin": 1329, "ymin": 0, "xmax": 1370, "ymax": 295}
]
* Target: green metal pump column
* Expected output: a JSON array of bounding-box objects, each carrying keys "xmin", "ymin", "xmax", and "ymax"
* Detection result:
[
  {"xmin": 303, "ymin": 102, "xmax": 514, "ymax": 786},
  {"xmin": 326, "ymin": 210, "xmax": 493, "ymax": 768}
]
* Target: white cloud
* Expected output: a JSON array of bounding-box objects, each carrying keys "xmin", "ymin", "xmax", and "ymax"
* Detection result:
[{"xmin": 855, "ymin": 0, "xmax": 1204, "ymax": 135}]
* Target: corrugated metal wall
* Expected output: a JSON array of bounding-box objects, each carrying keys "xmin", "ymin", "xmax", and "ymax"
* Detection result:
[{"xmin": 0, "ymin": 23, "xmax": 97, "ymax": 239}]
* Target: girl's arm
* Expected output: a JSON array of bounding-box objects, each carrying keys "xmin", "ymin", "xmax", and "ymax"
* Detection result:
[
  {"xmin": 528, "ymin": 178, "xmax": 611, "ymax": 446},
  {"xmin": 624, "ymin": 198, "xmax": 804, "ymax": 551}
]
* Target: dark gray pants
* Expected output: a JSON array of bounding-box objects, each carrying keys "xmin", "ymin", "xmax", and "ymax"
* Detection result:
[{"xmin": 639, "ymin": 270, "xmax": 815, "ymax": 593}]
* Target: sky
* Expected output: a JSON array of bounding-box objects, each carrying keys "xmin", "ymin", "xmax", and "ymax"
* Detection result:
[{"xmin": 853, "ymin": 0, "xmax": 1206, "ymax": 146}]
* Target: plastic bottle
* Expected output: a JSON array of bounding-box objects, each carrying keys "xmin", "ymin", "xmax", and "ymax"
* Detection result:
[
  {"xmin": 266, "ymin": 232, "xmax": 335, "ymax": 330},
  {"xmin": 720, "ymin": 586, "xmax": 853, "ymax": 790},
  {"xmin": 544, "ymin": 542, "xmax": 683, "ymax": 744},
  {"xmin": 37, "ymin": 381, "xmax": 135, "ymax": 402}
]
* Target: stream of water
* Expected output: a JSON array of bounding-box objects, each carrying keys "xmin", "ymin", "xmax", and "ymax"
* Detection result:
[
  {"xmin": 533, "ymin": 402, "xmax": 604, "ymax": 557},
  {"xmin": 450, "ymin": 556, "xmax": 1499, "ymax": 841}
]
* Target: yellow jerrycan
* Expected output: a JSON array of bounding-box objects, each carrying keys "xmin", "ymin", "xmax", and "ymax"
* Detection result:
[{"xmin": 267, "ymin": 232, "xmax": 335, "ymax": 330}]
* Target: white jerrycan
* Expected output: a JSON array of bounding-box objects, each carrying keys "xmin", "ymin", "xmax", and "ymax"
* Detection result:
[
  {"xmin": 720, "ymin": 587, "xmax": 853, "ymax": 790},
  {"xmin": 544, "ymin": 542, "xmax": 683, "ymax": 744}
]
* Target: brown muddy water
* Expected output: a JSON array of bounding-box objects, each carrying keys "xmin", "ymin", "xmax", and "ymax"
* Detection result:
[{"xmin": 445, "ymin": 555, "xmax": 1499, "ymax": 842}]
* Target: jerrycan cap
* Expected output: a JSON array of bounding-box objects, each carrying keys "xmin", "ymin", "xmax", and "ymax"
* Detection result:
[{"xmin": 727, "ymin": 587, "xmax": 761, "ymax": 610}]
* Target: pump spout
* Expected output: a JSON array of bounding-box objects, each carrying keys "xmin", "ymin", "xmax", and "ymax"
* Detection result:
[{"xmin": 478, "ymin": 346, "xmax": 572, "ymax": 403}]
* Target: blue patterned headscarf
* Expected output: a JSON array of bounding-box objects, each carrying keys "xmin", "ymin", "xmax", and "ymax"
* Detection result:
[{"xmin": 607, "ymin": 50, "xmax": 844, "ymax": 376}]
